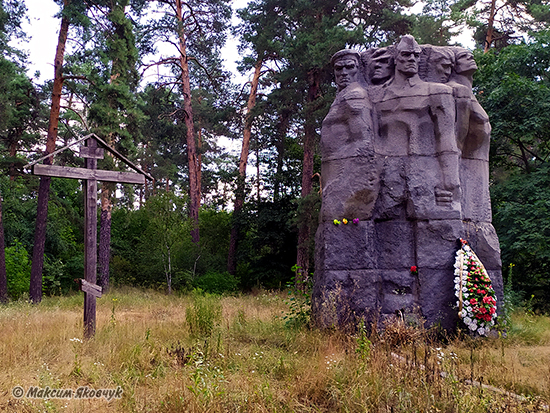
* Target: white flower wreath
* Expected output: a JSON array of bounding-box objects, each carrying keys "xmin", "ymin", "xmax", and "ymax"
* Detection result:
[{"xmin": 454, "ymin": 239, "xmax": 497, "ymax": 336}]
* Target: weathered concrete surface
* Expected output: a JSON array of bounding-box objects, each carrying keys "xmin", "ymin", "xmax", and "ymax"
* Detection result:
[{"xmin": 312, "ymin": 36, "xmax": 503, "ymax": 332}]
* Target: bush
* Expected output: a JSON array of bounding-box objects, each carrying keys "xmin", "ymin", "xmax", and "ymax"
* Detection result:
[
  {"xmin": 5, "ymin": 240, "xmax": 30, "ymax": 299},
  {"xmin": 193, "ymin": 271, "xmax": 238, "ymax": 295},
  {"xmin": 491, "ymin": 163, "xmax": 550, "ymax": 311},
  {"xmin": 185, "ymin": 291, "xmax": 222, "ymax": 337}
]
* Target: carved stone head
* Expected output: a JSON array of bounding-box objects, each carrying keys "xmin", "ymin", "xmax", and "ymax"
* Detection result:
[
  {"xmin": 370, "ymin": 47, "xmax": 394, "ymax": 85},
  {"xmin": 453, "ymin": 47, "xmax": 478, "ymax": 76},
  {"xmin": 395, "ymin": 35, "xmax": 421, "ymax": 77},
  {"xmin": 421, "ymin": 46, "xmax": 455, "ymax": 83},
  {"xmin": 331, "ymin": 49, "xmax": 362, "ymax": 91}
]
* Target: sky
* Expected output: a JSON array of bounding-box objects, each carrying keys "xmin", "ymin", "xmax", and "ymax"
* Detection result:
[
  {"xmin": 22, "ymin": 0, "xmax": 60, "ymax": 83},
  {"xmin": 21, "ymin": 0, "xmax": 473, "ymax": 86},
  {"xmin": 21, "ymin": 0, "xmax": 248, "ymax": 85},
  {"xmin": 21, "ymin": 0, "xmax": 474, "ymax": 87}
]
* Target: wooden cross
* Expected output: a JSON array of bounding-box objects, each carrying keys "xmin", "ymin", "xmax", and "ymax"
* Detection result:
[{"xmin": 27, "ymin": 134, "xmax": 152, "ymax": 339}]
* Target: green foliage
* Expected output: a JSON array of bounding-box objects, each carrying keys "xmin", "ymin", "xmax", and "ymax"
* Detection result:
[
  {"xmin": 282, "ymin": 265, "xmax": 312, "ymax": 329},
  {"xmin": 491, "ymin": 163, "xmax": 550, "ymax": 311},
  {"xmin": 450, "ymin": 0, "xmax": 550, "ymax": 50},
  {"xmin": 0, "ymin": 0, "xmax": 27, "ymax": 60},
  {"xmin": 136, "ymin": 85, "xmax": 188, "ymax": 191},
  {"xmin": 235, "ymin": 198, "xmax": 298, "ymax": 289},
  {"xmin": 42, "ymin": 257, "xmax": 64, "ymax": 296},
  {"xmin": 0, "ymin": 176, "xmax": 37, "ymax": 250},
  {"xmin": 193, "ymin": 271, "xmax": 238, "ymax": 295},
  {"xmin": 5, "ymin": 239, "xmax": 30, "ymax": 299},
  {"xmin": 410, "ymin": 0, "xmax": 466, "ymax": 46},
  {"xmin": 110, "ymin": 197, "xmax": 234, "ymax": 291},
  {"xmin": 475, "ymin": 30, "xmax": 550, "ymax": 172},
  {"xmin": 110, "ymin": 193, "xmax": 196, "ymax": 291},
  {"xmin": 195, "ymin": 208, "xmax": 232, "ymax": 273},
  {"xmin": 185, "ymin": 291, "xmax": 223, "ymax": 337},
  {"xmin": 292, "ymin": 191, "xmax": 321, "ymax": 273},
  {"xmin": 355, "ymin": 319, "xmax": 372, "ymax": 360}
]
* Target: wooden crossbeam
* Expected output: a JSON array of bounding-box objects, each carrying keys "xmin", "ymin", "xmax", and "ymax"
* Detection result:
[
  {"xmin": 33, "ymin": 164, "xmax": 145, "ymax": 184},
  {"xmin": 77, "ymin": 279, "xmax": 103, "ymax": 298}
]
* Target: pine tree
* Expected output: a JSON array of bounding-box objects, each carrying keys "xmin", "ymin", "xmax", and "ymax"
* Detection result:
[
  {"xmin": 83, "ymin": 0, "xmax": 141, "ymax": 293},
  {"xmin": 0, "ymin": 0, "xmax": 42, "ymax": 302},
  {"xmin": 145, "ymin": 0, "xmax": 231, "ymax": 244},
  {"xmin": 227, "ymin": 0, "xmax": 286, "ymax": 274},
  {"xmin": 29, "ymin": 0, "xmax": 91, "ymax": 304},
  {"xmin": 448, "ymin": 0, "xmax": 550, "ymax": 50}
]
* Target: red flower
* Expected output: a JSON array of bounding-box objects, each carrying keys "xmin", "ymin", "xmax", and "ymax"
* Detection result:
[
  {"xmin": 470, "ymin": 298, "xmax": 477, "ymax": 305},
  {"xmin": 490, "ymin": 307, "xmax": 496, "ymax": 315},
  {"xmin": 410, "ymin": 266, "xmax": 417, "ymax": 273}
]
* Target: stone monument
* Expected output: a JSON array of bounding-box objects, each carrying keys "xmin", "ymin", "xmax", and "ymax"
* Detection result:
[{"xmin": 312, "ymin": 36, "xmax": 503, "ymax": 331}]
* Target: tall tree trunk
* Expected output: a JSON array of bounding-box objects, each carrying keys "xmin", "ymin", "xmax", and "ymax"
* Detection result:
[
  {"xmin": 227, "ymin": 58, "xmax": 263, "ymax": 275},
  {"xmin": 0, "ymin": 190, "xmax": 7, "ymax": 303},
  {"xmin": 273, "ymin": 111, "xmax": 290, "ymax": 201},
  {"xmin": 8, "ymin": 139, "xmax": 18, "ymax": 180},
  {"xmin": 165, "ymin": 244, "xmax": 172, "ymax": 294},
  {"xmin": 29, "ymin": 6, "xmax": 70, "ymax": 303},
  {"xmin": 256, "ymin": 142, "xmax": 260, "ymax": 205},
  {"xmin": 484, "ymin": 0, "xmax": 496, "ymax": 52},
  {"xmin": 176, "ymin": 0, "xmax": 200, "ymax": 244},
  {"xmin": 197, "ymin": 125, "xmax": 202, "ymax": 202},
  {"xmin": 295, "ymin": 69, "xmax": 321, "ymax": 289}
]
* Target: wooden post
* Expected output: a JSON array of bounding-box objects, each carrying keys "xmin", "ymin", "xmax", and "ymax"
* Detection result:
[{"xmin": 83, "ymin": 138, "xmax": 98, "ymax": 339}]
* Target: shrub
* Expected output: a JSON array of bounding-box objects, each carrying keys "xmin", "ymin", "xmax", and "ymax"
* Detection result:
[
  {"xmin": 185, "ymin": 291, "xmax": 222, "ymax": 337},
  {"xmin": 193, "ymin": 271, "xmax": 238, "ymax": 295},
  {"xmin": 5, "ymin": 239, "xmax": 31, "ymax": 299}
]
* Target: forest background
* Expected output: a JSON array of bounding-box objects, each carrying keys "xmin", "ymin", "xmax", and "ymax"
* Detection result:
[{"xmin": 0, "ymin": 0, "xmax": 549, "ymax": 311}]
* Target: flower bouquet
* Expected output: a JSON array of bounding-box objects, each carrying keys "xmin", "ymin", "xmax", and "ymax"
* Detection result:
[{"xmin": 454, "ymin": 239, "xmax": 497, "ymax": 336}]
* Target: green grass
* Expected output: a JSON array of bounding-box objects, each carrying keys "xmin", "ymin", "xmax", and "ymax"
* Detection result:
[{"xmin": 0, "ymin": 288, "xmax": 548, "ymax": 412}]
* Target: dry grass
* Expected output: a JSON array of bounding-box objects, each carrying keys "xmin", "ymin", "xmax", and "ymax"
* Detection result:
[{"xmin": 0, "ymin": 288, "xmax": 548, "ymax": 412}]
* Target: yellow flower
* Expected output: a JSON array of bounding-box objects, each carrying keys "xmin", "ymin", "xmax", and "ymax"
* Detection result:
[{"xmin": 342, "ymin": 218, "xmax": 348, "ymax": 224}]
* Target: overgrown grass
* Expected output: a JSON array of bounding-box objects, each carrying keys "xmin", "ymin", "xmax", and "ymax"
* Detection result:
[{"xmin": 0, "ymin": 288, "xmax": 548, "ymax": 412}]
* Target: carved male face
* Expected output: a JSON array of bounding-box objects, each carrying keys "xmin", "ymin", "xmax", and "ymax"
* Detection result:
[
  {"xmin": 455, "ymin": 50, "xmax": 477, "ymax": 75},
  {"xmin": 370, "ymin": 49, "xmax": 393, "ymax": 85},
  {"xmin": 396, "ymin": 50, "xmax": 419, "ymax": 77},
  {"xmin": 395, "ymin": 36, "xmax": 421, "ymax": 78},
  {"xmin": 431, "ymin": 53, "xmax": 454, "ymax": 83},
  {"xmin": 333, "ymin": 56, "xmax": 360, "ymax": 90}
]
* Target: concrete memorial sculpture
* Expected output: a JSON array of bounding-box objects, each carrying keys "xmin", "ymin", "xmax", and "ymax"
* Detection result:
[{"xmin": 312, "ymin": 35, "xmax": 503, "ymax": 332}]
